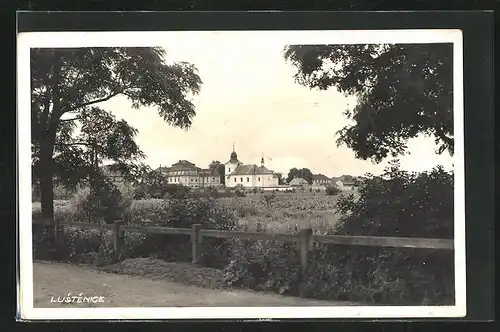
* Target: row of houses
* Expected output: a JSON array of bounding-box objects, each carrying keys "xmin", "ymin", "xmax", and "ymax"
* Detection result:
[
  {"xmin": 101, "ymin": 147, "xmax": 362, "ymax": 191},
  {"xmin": 289, "ymin": 174, "xmax": 359, "ymax": 191}
]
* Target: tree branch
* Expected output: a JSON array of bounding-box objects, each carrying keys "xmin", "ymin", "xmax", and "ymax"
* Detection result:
[
  {"xmin": 70, "ymin": 89, "xmax": 126, "ymax": 112},
  {"xmin": 59, "ymin": 117, "xmax": 81, "ymax": 122},
  {"xmin": 54, "ymin": 142, "xmax": 91, "ymax": 147}
]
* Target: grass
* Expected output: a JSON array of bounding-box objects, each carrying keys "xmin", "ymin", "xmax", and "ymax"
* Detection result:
[{"xmin": 32, "ymin": 192, "xmax": 346, "ymax": 232}]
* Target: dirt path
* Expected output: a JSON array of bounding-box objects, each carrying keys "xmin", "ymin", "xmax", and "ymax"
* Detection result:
[{"xmin": 33, "ymin": 261, "xmax": 358, "ymax": 307}]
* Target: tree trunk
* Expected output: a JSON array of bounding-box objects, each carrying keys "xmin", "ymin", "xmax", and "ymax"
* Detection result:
[
  {"xmin": 38, "ymin": 125, "xmax": 58, "ymax": 220},
  {"xmin": 39, "ymin": 142, "xmax": 54, "ymax": 220}
]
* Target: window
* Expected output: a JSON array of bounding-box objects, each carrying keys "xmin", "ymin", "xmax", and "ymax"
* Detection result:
[
  {"xmin": 234, "ymin": 178, "xmax": 237, "ymax": 182},
  {"xmin": 240, "ymin": 177, "xmax": 243, "ymax": 182},
  {"xmin": 258, "ymin": 177, "xmax": 260, "ymax": 181},
  {"xmin": 213, "ymin": 177, "xmax": 215, "ymax": 180},
  {"xmin": 228, "ymin": 168, "xmax": 231, "ymax": 172},
  {"xmin": 247, "ymin": 177, "xmax": 249, "ymax": 182}
]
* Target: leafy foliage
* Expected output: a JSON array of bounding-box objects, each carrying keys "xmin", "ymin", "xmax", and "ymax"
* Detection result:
[
  {"xmin": 275, "ymin": 172, "xmax": 285, "ymax": 185},
  {"xmin": 325, "ymin": 185, "xmax": 342, "ymax": 196},
  {"xmin": 283, "ymin": 43, "xmax": 453, "ymax": 162},
  {"xmin": 208, "ymin": 160, "xmax": 226, "ymax": 185},
  {"xmin": 335, "ymin": 160, "xmax": 453, "ymax": 239},
  {"xmin": 71, "ymin": 176, "xmax": 131, "ymax": 224}
]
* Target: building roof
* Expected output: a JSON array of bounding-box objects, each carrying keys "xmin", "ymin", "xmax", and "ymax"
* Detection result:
[
  {"xmin": 198, "ymin": 167, "xmax": 219, "ymax": 176},
  {"xmin": 289, "ymin": 177, "xmax": 308, "ymax": 185},
  {"xmin": 156, "ymin": 166, "xmax": 170, "ymax": 173},
  {"xmin": 312, "ymin": 174, "xmax": 332, "ymax": 182},
  {"xmin": 169, "ymin": 160, "xmax": 197, "ymax": 171},
  {"xmin": 333, "ymin": 175, "xmax": 356, "ymax": 185},
  {"xmin": 230, "ymin": 164, "xmax": 274, "ymax": 175}
]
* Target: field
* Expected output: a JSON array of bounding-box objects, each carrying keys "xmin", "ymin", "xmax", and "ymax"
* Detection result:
[
  {"xmin": 217, "ymin": 191, "xmax": 347, "ymax": 232},
  {"xmin": 32, "ymin": 190, "xmax": 356, "ymax": 232}
]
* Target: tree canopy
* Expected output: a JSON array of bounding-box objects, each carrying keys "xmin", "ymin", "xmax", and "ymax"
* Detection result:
[
  {"xmin": 283, "ymin": 43, "xmax": 453, "ymax": 163},
  {"xmin": 31, "ymin": 47, "xmax": 202, "ymax": 218}
]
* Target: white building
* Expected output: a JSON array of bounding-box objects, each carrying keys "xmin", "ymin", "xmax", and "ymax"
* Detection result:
[
  {"xmin": 157, "ymin": 160, "xmax": 222, "ymax": 188},
  {"xmin": 311, "ymin": 174, "xmax": 333, "ymax": 190},
  {"xmin": 332, "ymin": 175, "xmax": 356, "ymax": 191},
  {"xmin": 224, "ymin": 147, "xmax": 279, "ymax": 189}
]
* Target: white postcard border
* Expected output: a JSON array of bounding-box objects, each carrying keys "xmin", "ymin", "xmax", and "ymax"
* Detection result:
[{"xmin": 17, "ymin": 29, "xmax": 466, "ymax": 320}]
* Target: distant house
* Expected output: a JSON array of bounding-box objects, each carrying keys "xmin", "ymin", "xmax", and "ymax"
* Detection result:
[
  {"xmin": 311, "ymin": 174, "xmax": 333, "ymax": 190},
  {"xmin": 157, "ymin": 160, "xmax": 222, "ymax": 189},
  {"xmin": 332, "ymin": 175, "xmax": 357, "ymax": 191},
  {"xmin": 289, "ymin": 177, "xmax": 309, "ymax": 190}
]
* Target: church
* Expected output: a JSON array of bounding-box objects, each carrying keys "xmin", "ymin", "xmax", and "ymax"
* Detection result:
[{"xmin": 224, "ymin": 145, "xmax": 279, "ymax": 189}]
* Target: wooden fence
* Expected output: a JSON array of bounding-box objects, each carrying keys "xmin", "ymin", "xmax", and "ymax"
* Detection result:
[{"xmin": 37, "ymin": 219, "xmax": 454, "ymax": 278}]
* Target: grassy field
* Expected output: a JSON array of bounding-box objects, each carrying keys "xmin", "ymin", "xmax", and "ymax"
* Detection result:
[
  {"xmin": 217, "ymin": 191, "xmax": 347, "ymax": 232},
  {"xmin": 32, "ymin": 190, "xmax": 356, "ymax": 232}
]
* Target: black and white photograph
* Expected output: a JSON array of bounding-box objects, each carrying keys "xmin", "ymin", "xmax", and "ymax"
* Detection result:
[{"xmin": 18, "ymin": 29, "xmax": 465, "ymax": 319}]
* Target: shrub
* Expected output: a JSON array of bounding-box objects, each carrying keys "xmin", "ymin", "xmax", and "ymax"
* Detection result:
[
  {"xmin": 235, "ymin": 189, "xmax": 246, "ymax": 197},
  {"xmin": 32, "ymin": 224, "xmax": 112, "ymax": 264},
  {"xmin": 163, "ymin": 184, "xmax": 191, "ymax": 199},
  {"xmin": 325, "ymin": 185, "xmax": 341, "ymax": 196},
  {"xmin": 328, "ymin": 161, "xmax": 454, "ymax": 305},
  {"xmin": 222, "ymin": 161, "xmax": 454, "ymax": 305},
  {"xmin": 71, "ymin": 181, "xmax": 127, "ymax": 224},
  {"xmin": 53, "ymin": 184, "xmax": 76, "ymax": 200}
]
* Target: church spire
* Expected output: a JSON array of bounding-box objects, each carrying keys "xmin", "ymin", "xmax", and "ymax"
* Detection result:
[
  {"xmin": 261, "ymin": 152, "xmax": 264, "ymax": 167},
  {"xmin": 229, "ymin": 142, "xmax": 239, "ymax": 163}
]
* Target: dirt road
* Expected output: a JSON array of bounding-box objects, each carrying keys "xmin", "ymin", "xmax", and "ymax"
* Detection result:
[{"xmin": 33, "ymin": 261, "xmax": 358, "ymax": 307}]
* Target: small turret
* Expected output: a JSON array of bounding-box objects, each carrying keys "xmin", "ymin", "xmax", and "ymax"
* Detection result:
[{"xmin": 229, "ymin": 143, "xmax": 239, "ymax": 163}]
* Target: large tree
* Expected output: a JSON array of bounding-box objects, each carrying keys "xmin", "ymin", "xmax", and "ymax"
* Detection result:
[
  {"xmin": 31, "ymin": 47, "xmax": 202, "ymax": 219},
  {"xmin": 209, "ymin": 160, "xmax": 226, "ymax": 185},
  {"xmin": 283, "ymin": 43, "xmax": 453, "ymax": 162}
]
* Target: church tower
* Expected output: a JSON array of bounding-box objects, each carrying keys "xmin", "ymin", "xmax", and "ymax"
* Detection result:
[
  {"xmin": 260, "ymin": 153, "xmax": 265, "ymax": 167},
  {"xmin": 225, "ymin": 143, "xmax": 241, "ymax": 176}
]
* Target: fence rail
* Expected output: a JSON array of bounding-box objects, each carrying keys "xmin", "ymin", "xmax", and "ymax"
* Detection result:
[{"xmin": 34, "ymin": 218, "xmax": 454, "ymax": 278}]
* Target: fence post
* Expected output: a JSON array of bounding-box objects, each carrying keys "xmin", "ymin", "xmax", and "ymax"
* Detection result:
[
  {"xmin": 113, "ymin": 220, "xmax": 124, "ymax": 262},
  {"xmin": 299, "ymin": 227, "xmax": 313, "ymax": 279},
  {"xmin": 191, "ymin": 224, "xmax": 202, "ymax": 264}
]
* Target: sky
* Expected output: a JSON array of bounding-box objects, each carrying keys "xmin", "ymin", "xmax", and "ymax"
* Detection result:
[{"xmin": 96, "ymin": 32, "xmax": 454, "ymax": 177}]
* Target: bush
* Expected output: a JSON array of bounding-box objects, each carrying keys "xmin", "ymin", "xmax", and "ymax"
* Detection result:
[
  {"xmin": 71, "ymin": 181, "xmax": 127, "ymax": 224},
  {"xmin": 325, "ymin": 185, "xmax": 341, "ymax": 196},
  {"xmin": 222, "ymin": 161, "xmax": 455, "ymax": 305},
  {"xmin": 32, "ymin": 224, "xmax": 113, "ymax": 264},
  {"xmin": 34, "ymin": 195, "xmax": 238, "ymax": 268},
  {"xmin": 53, "ymin": 184, "xmax": 76, "ymax": 200},
  {"xmin": 235, "ymin": 189, "xmax": 246, "ymax": 197},
  {"xmin": 163, "ymin": 184, "xmax": 191, "ymax": 199}
]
